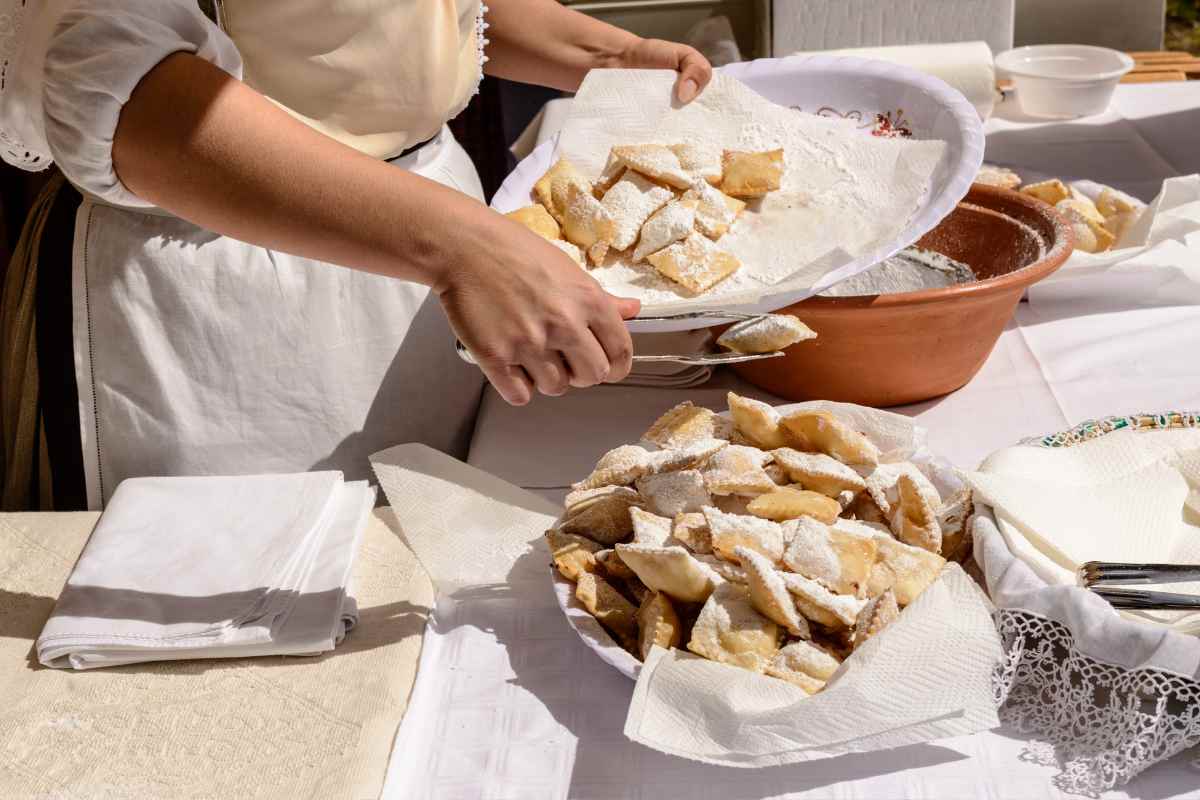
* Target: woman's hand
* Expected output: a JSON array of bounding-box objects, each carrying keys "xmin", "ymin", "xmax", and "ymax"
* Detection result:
[
  {"xmin": 436, "ymin": 215, "xmax": 641, "ymax": 406},
  {"xmin": 618, "ymin": 37, "xmax": 714, "ymax": 103},
  {"xmin": 483, "ymin": 1, "xmax": 713, "ymax": 102}
]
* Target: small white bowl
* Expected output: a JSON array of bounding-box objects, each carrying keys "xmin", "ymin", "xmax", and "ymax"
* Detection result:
[{"xmin": 996, "ymin": 44, "xmax": 1134, "ymax": 119}]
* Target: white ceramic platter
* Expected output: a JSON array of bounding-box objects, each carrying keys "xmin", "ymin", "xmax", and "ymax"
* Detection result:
[{"xmin": 491, "ymin": 55, "xmax": 984, "ymax": 332}]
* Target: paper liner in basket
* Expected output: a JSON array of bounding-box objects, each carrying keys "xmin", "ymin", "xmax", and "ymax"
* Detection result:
[{"xmin": 370, "ymin": 400, "xmax": 1002, "ymax": 766}]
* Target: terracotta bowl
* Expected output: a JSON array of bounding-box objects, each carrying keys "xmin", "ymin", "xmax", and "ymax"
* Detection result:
[{"xmin": 725, "ymin": 184, "xmax": 1074, "ymax": 407}]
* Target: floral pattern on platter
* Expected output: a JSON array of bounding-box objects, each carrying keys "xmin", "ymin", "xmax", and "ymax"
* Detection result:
[{"xmin": 789, "ymin": 105, "xmax": 915, "ymax": 138}]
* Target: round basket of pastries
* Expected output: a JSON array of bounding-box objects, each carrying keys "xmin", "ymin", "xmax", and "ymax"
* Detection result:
[{"xmin": 546, "ymin": 394, "xmax": 973, "ymax": 691}]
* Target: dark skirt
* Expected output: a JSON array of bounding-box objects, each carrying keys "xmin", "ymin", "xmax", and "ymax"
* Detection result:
[{"xmin": 0, "ymin": 175, "xmax": 86, "ymax": 510}]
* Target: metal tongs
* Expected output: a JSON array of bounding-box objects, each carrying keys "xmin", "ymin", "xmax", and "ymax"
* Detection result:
[
  {"xmin": 1078, "ymin": 561, "xmax": 1200, "ymax": 610},
  {"xmin": 454, "ymin": 311, "xmax": 785, "ymax": 367}
]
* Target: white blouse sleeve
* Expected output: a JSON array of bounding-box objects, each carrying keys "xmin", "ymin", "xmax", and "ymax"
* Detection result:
[{"xmin": 41, "ymin": 0, "xmax": 243, "ymax": 208}]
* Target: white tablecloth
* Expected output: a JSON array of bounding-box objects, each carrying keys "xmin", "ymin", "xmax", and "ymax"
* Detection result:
[{"xmin": 386, "ymin": 83, "xmax": 1200, "ymax": 799}]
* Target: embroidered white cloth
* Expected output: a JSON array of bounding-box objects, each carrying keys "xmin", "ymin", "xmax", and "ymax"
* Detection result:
[{"xmin": 36, "ymin": 472, "xmax": 372, "ymax": 669}]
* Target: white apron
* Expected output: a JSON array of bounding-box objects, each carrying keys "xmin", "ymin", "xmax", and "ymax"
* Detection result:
[{"xmin": 69, "ymin": 1, "xmax": 489, "ymax": 508}]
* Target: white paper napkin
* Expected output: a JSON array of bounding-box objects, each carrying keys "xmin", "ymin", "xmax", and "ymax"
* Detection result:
[
  {"xmin": 969, "ymin": 427, "xmax": 1200, "ymax": 632},
  {"xmin": 37, "ymin": 473, "xmax": 373, "ymax": 669},
  {"xmin": 627, "ymin": 565, "xmax": 1000, "ymax": 767}
]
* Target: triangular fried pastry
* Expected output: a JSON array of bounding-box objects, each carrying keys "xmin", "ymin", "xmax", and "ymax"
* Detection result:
[
  {"xmin": 669, "ymin": 142, "xmax": 723, "ymax": 185},
  {"xmin": 716, "ymin": 314, "xmax": 817, "ymax": 355},
  {"xmin": 937, "ymin": 489, "xmax": 974, "ymax": 563},
  {"xmin": 685, "ymin": 181, "xmax": 745, "ymax": 240},
  {"xmin": 746, "ymin": 487, "xmax": 841, "ymax": 524},
  {"xmin": 640, "ymin": 401, "xmax": 733, "ymax": 450},
  {"xmin": 545, "ymin": 529, "xmax": 603, "ymax": 581},
  {"xmin": 845, "ymin": 490, "xmax": 887, "ymax": 525},
  {"xmin": 864, "ymin": 462, "xmax": 942, "ymax": 517},
  {"xmin": 560, "ymin": 485, "xmax": 642, "ymax": 545},
  {"xmin": 646, "ymin": 232, "xmax": 741, "ymax": 294},
  {"xmin": 780, "ymin": 573, "xmax": 866, "ymax": 630},
  {"xmin": 772, "ymin": 448, "xmax": 867, "ymax": 498},
  {"xmin": 636, "ymin": 469, "xmax": 710, "ymax": 517},
  {"xmin": 783, "ymin": 516, "xmax": 878, "ymax": 597},
  {"xmin": 615, "ymin": 543, "xmax": 720, "ymax": 603},
  {"xmin": 776, "ymin": 638, "xmax": 841, "ymax": 681},
  {"xmin": 637, "ymin": 591, "xmax": 683, "ymax": 660},
  {"xmin": 645, "ymin": 438, "xmax": 727, "ymax": 475},
  {"xmin": 736, "ymin": 546, "xmax": 811, "ymax": 638},
  {"xmin": 781, "ymin": 410, "xmax": 881, "ymax": 467},
  {"xmin": 595, "ymin": 548, "xmax": 637, "ymax": 581},
  {"xmin": 573, "ymin": 444, "xmax": 653, "ymax": 490},
  {"xmin": 600, "ymin": 170, "xmax": 673, "ymax": 251},
  {"xmin": 765, "ymin": 463, "xmax": 790, "ymax": 486},
  {"xmin": 611, "ymin": 144, "xmax": 693, "ymax": 189},
  {"xmin": 587, "ymin": 241, "xmax": 610, "ymax": 266},
  {"xmin": 632, "ymin": 197, "xmax": 697, "ymax": 263},
  {"xmin": 686, "ymin": 582, "xmax": 780, "ymax": 672},
  {"xmin": 765, "ymin": 664, "xmax": 824, "ymax": 694},
  {"xmin": 534, "ymin": 157, "xmax": 591, "ymax": 223},
  {"xmin": 619, "ymin": 575, "xmax": 652, "ymax": 605},
  {"xmin": 703, "ymin": 506, "xmax": 785, "ymax": 564},
  {"xmin": 889, "ymin": 473, "xmax": 942, "ymax": 554},
  {"xmin": 713, "ymin": 493, "xmax": 753, "ymax": 516},
  {"xmin": 575, "ymin": 572, "xmax": 638, "ymax": 650},
  {"xmin": 506, "ymin": 204, "xmax": 561, "ymax": 240},
  {"xmin": 720, "ymin": 148, "xmax": 784, "ymax": 198},
  {"xmin": 672, "ymin": 511, "xmax": 713, "ymax": 554},
  {"xmin": 695, "ymin": 553, "xmax": 747, "ymax": 583},
  {"xmin": 630, "ymin": 506, "xmax": 675, "ymax": 547},
  {"xmin": 550, "ymin": 239, "xmax": 585, "ymax": 268},
  {"xmin": 702, "ymin": 444, "xmax": 776, "ymax": 496},
  {"xmin": 853, "ymin": 588, "xmax": 899, "ymax": 650},
  {"xmin": 867, "ymin": 534, "xmax": 946, "ymax": 605},
  {"xmin": 561, "ymin": 183, "xmax": 616, "ymax": 263},
  {"xmin": 593, "ymin": 154, "xmax": 626, "ymax": 198},
  {"xmin": 726, "ymin": 392, "xmax": 789, "ymax": 450}
]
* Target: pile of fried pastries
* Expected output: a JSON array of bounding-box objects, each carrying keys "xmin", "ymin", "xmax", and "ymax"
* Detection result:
[
  {"xmin": 505, "ymin": 144, "xmax": 785, "ymax": 294},
  {"xmin": 546, "ymin": 394, "xmax": 973, "ymax": 694},
  {"xmin": 976, "ymin": 165, "xmax": 1142, "ymax": 254}
]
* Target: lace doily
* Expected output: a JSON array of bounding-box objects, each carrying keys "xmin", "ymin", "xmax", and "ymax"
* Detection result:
[
  {"xmin": 985, "ymin": 411, "xmax": 1200, "ymax": 796},
  {"xmin": 0, "ymin": 0, "xmax": 51, "ymax": 170},
  {"xmin": 992, "ymin": 609, "xmax": 1200, "ymax": 797}
]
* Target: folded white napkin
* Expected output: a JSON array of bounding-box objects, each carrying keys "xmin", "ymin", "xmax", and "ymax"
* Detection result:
[
  {"xmin": 969, "ymin": 427, "xmax": 1200, "ymax": 632},
  {"xmin": 37, "ymin": 472, "xmax": 373, "ymax": 669},
  {"xmin": 795, "ymin": 41, "xmax": 997, "ymax": 121},
  {"xmin": 622, "ymin": 330, "xmax": 714, "ymax": 389}
]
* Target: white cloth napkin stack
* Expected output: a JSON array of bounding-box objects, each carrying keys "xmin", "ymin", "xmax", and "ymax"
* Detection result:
[
  {"xmin": 36, "ymin": 472, "xmax": 373, "ymax": 669},
  {"xmin": 622, "ymin": 330, "xmax": 714, "ymax": 388}
]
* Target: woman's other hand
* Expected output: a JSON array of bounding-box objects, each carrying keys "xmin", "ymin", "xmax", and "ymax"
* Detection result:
[
  {"xmin": 436, "ymin": 216, "xmax": 640, "ymax": 406},
  {"xmin": 619, "ymin": 38, "xmax": 713, "ymax": 103}
]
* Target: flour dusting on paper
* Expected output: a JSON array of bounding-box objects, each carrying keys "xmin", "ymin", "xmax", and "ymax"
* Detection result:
[{"xmin": 556, "ymin": 70, "xmax": 947, "ymax": 308}]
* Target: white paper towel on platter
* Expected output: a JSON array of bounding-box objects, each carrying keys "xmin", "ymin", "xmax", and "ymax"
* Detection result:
[
  {"xmin": 371, "ymin": 400, "xmax": 1003, "ymax": 768},
  {"xmin": 969, "ymin": 425, "xmax": 1200, "ymax": 634},
  {"xmin": 551, "ymin": 69, "xmax": 947, "ymax": 310},
  {"xmin": 795, "ymin": 41, "xmax": 997, "ymax": 121}
]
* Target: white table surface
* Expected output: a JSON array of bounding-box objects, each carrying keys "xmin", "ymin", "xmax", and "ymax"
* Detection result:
[{"xmin": 391, "ymin": 83, "xmax": 1200, "ymax": 799}]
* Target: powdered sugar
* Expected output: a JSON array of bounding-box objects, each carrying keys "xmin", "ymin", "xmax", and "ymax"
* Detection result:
[
  {"xmin": 821, "ymin": 247, "xmax": 976, "ymax": 297},
  {"xmin": 633, "ymin": 199, "xmax": 697, "ymax": 262},
  {"xmin": 783, "ymin": 517, "xmax": 842, "ymax": 584},
  {"xmin": 602, "ymin": 172, "xmax": 673, "ymax": 250}
]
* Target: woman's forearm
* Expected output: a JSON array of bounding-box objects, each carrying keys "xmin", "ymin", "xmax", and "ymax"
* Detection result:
[
  {"xmin": 112, "ymin": 52, "xmax": 499, "ymax": 292},
  {"xmin": 482, "ymin": 0, "xmax": 639, "ymax": 91}
]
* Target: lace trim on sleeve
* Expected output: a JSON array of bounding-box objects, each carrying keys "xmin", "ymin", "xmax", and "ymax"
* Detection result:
[
  {"xmin": 0, "ymin": 0, "xmax": 52, "ymax": 170},
  {"xmin": 472, "ymin": 2, "xmax": 488, "ymax": 96}
]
